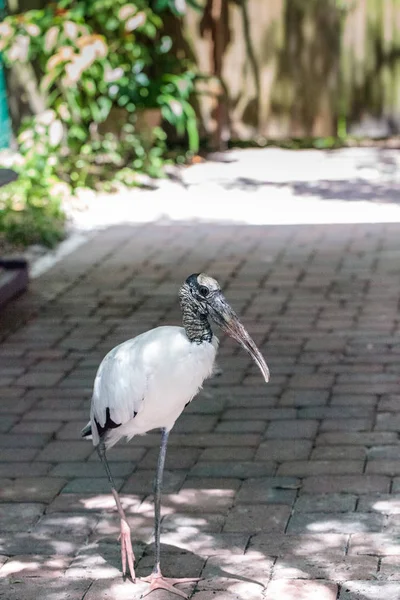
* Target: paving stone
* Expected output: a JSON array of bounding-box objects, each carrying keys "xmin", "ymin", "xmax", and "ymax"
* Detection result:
[
  {"xmin": 192, "ymin": 590, "xmax": 264, "ymax": 600},
  {"xmin": 384, "ymin": 514, "xmax": 400, "ymax": 533},
  {"xmin": 311, "ymin": 446, "xmax": 367, "ymax": 460},
  {"xmin": 46, "ymin": 493, "xmax": 143, "ymax": 514},
  {"xmin": 26, "ymin": 409, "xmax": 88, "ymax": 421},
  {"xmin": 279, "ymin": 390, "xmax": 329, "ymax": 406},
  {"xmin": 65, "ymin": 542, "xmax": 129, "ymax": 580},
  {"xmin": 320, "ymin": 418, "xmax": 373, "ymax": 432},
  {"xmin": 287, "ymin": 512, "xmax": 385, "ymax": 534},
  {"xmin": 138, "ymin": 550, "xmax": 205, "ymax": 580},
  {"xmin": 295, "ymin": 494, "xmax": 357, "ymax": 513},
  {"xmin": 200, "ymin": 446, "xmax": 255, "ymax": 461},
  {"xmin": 316, "ymin": 432, "xmax": 398, "ymax": 446},
  {"xmin": 35, "ymin": 441, "xmax": 93, "ymax": 462},
  {"xmin": 265, "ymin": 579, "xmax": 338, "ymax": 599},
  {"xmin": 0, "ymin": 554, "xmax": 72, "ymax": 578},
  {"xmin": 376, "ymin": 413, "xmax": 400, "ymax": 431},
  {"xmin": 88, "ymin": 446, "xmax": 146, "ymax": 463},
  {"xmin": 144, "ymin": 488, "xmax": 234, "ymax": 514},
  {"xmin": 122, "ymin": 470, "xmax": 185, "ymax": 494},
  {"xmin": 255, "ymin": 439, "xmax": 312, "ymax": 461},
  {"xmin": 249, "ymin": 532, "xmax": 348, "ymax": 557},
  {"xmin": 302, "ymin": 475, "xmax": 390, "ymax": 494},
  {"xmin": 62, "ymin": 477, "xmax": 125, "ymax": 493},
  {"xmin": 168, "ymin": 415, "xmax": 219, "ymax": 434},
  {"xmin": 224, "ymin": 395, "xmax": 278, "ymax": 409},
  {"xmin": 82, "ymin": 578, "xmax": 151, "ymax": 600},
  {"xmin": 339, "ymin": 581, "xmax": 400, "ymax": 600},
  {"xmin": 0, "ymin": 477, "xmax": 67, "ymax": 502},
  {"xmin": 49, "ymin": 461, "xmax": 134, "ymax": 478},
  {"xmin": 0, "ymin": 415, "xmax": 18, "ymax": 433},
  {"xmin": 223, "ymin": 504, "xmax": 291, "ymax": 533},
  {"xmin": 0, "ymin": 448, "xmax": 38, "ymax": 462},
  {"xmin": 0, "ymin": 502, "xmax": 45, "ymax": 532},
  {"xmin": 190, "ymin": 461, "xmax": 276, "ymax": 478},
  {"xmin": 167, "ymin": 433, "xmax": 262, "ymax": 448},
  {"xmin": 186, "ymin": 396, "xmax": 226, "ymax": 413},
  {"xmin": 0, "ymin": 433, "xmax": 51, "ymax": 448},
  {"xmin": 0, "ymin": 396, "xmax": 35, "ymax": 415},
  {"xmin": 301, "ymin": 404, "xmax": 374, "ymax": 418},
  {"xmin": 161, "ymin": 512, "xmax": 225, "ymax": 533},
  {"xmin": 198, "ymin": 554, "xmax": 272, "ymax": 591},
  {"xmin": 12, "ymin": 420, "xmax": 64, "ymax": 434},
  {"xmin": 182, "ymin": 478, "xmax": 242, "ymax": 491},
  {"xmin": 357, "ymin": 494, "xmax": 400, "ymax": 514},
  {"xmin": 236, "ymin": 477, "xmax": 300, "ymax": 504},
  {"xmin": 278, "ymin": 460, "xmax": 363, "ymax": 477},
  {"xmin": 0, "ymin": 462, "xmax": 51, "ymax": 477},
  {"xmin": 289, "ymin": 374, "xmax": 335, "ymax": 389},
  {"xmin": 0, "ymin": 579, "xmax": 91, "ymax": 600},
  {"xmin": 379, "ymin": 556, "xmax": 400, "ymax": 580},
  {"xmin": 90, "ymin": 509, "xmax": 154, "ymax": 544},
  {"xmin": 15, "ymin": 371, "xmax": 65, "ymax": 387},
  {"xmin": 33, "ymin": 512, "xmax": 98, "ymax": 538},
  {"xmin": 139, "ymin": 447, "xmax": 201, "ymax": 470},
  {"xmin": 215, "ymin": 420, "xmax": 267, "ymax": 433},
  {"xmin": 265, "ymin": 420, "xmax": 318, "ymax": 439},
  {"xmin": 379, "ymin": 396, "xmax": 400, "ymax": 412},
  {"xmin": 146, "ymin": 531, "xmax": 250, "ymax": 557},
  {"xmin": 367, "ymin": 460, "xmax": 400, "ymax": 475},
  {"xmin": 0, "ymin": 532, "xmax": 82, "ymax": 556},
  {"xmin": 330, "ymin": 394, "xmax": 378, "ymax": 406},
  {"xmin": 348, "ymin": 533, "xmax": 400, "ymax": 556},
  {"xmin": 222, "ymin": 408, "xmax": 296, "ymax": 420},
  {"xmin": 368, "ymin": 446, "xmax": 400, "ymax": 460},
  {"xmin": 273, "ymin": 556, "xmax": 378, "ymax": 582}
]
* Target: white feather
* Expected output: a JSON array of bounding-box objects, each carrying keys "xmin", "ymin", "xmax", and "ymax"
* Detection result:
[{"xmin": 89, "ymin": 326, "xmax": 218, "ymax": 448}]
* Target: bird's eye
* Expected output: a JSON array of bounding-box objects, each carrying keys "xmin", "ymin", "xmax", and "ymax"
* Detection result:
[{"xmin": 198, "ymin": 285, "xmax": 209, "ymax": 298}]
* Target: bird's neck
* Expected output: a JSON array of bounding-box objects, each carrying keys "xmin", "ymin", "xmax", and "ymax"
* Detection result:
[{"xmin": 182, "ymin": 304, "xmax": 213, "ymax": 344}]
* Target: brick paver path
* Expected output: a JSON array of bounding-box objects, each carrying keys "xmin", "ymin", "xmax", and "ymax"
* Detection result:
[{"xmin": 1, "ymin": 222, "xmax": 400, "ymax": 600}]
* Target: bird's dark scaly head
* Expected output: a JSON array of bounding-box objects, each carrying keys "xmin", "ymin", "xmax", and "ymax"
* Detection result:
[{"xmin": 180, "ymin": 273, "xmax": 270, "ymax": 382}]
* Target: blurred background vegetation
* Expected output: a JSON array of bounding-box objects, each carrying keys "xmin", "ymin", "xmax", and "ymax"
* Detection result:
[{"xmin": 0, "ymin": 0, "xmax": 399, "ymax": 246}]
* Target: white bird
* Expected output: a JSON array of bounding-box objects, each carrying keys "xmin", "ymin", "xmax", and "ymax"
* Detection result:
[{"xmin": 82, "ymin": 273, "xmax": 269, "ymax": 598}]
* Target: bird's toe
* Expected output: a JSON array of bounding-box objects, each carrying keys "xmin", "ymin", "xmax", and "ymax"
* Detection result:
[
  {"xmin": 140, "ymin": 573, "xmax": 200, "ymax": 598},
  {"xmin": 119, "ymin": 519, "xmax": 136, "ymax": 582}
]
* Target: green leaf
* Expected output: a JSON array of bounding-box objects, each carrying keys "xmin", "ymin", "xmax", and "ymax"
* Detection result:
[
  {"xmin": 89, "ymin": 96, "xmax": 112, "ymax": 123},
  {"xmin": 182, "ymin": 102, "xmax": 199, "ymax": 152},
  {"xmin": 153, "ymin": 0, "xmax": 170, "ymax": 11},
  {"xmin": 136, "ymin": 72, "xmax": 150, "ymax": 86},
  {"xmin": 69, "ymin": 124, "xmax": 88, "ymax": 141}
]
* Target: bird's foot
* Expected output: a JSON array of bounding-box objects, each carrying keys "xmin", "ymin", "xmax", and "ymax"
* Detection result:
[
  {"xmin": 119, "ymin": 518, "xmax": 136, "ymax": 582},
  {"xmin": 140, "ymin": 568, "xmax": 200, "ymax": 599}
]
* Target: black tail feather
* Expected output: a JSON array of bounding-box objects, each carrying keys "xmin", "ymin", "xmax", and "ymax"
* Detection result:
[{"xmin": 81, "ymin": 422, "xmax": 92, "ymax": 438}]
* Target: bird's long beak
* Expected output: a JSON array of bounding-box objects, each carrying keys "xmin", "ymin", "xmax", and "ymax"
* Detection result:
[{"xmin": 208, "ymin": 293, "xmax": 270, "ymax": 383}]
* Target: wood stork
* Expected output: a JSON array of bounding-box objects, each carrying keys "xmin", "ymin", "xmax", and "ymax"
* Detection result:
[{"xmin": 82, "ymin": 273, "xmax": 269, "ymax": 598}]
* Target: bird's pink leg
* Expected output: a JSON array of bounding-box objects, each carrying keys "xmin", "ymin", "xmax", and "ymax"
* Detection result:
[
  {"xmin": 112, "ymin": 489, "xmax": 136, "ymax": 582},
  {"xmin": 97, "ymin": 444, "xmax": 136, "ymax": 582},
  {"xmin": 140, "ymin": 564, "xmax": 200, "ymax": 599}
]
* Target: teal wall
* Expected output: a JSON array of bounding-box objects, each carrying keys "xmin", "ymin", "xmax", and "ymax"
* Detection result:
[{"xmin": 0, "ymin": 0, "xmax": 11, "ymax": 148}]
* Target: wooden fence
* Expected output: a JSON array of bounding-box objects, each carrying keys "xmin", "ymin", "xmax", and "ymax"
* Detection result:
[{"xmin": 183, "ymin": 0, "xmax": 400, "ymax": 142}]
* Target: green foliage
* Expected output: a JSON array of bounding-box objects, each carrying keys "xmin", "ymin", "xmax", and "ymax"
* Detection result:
[
  {"xmin": 0, "ymin": 0, "xmax": 202, "ymax": 246},
  {"xmin": 0, "ymin": 110, "xmax": 67, "ymax": 246},
  {"xmin": 0, "ymin": 182, "xmax": 66, "ymax": 247},
  {"xmin": 0, "ymin": 0, "xmax": 200, "ymax": 152}
]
